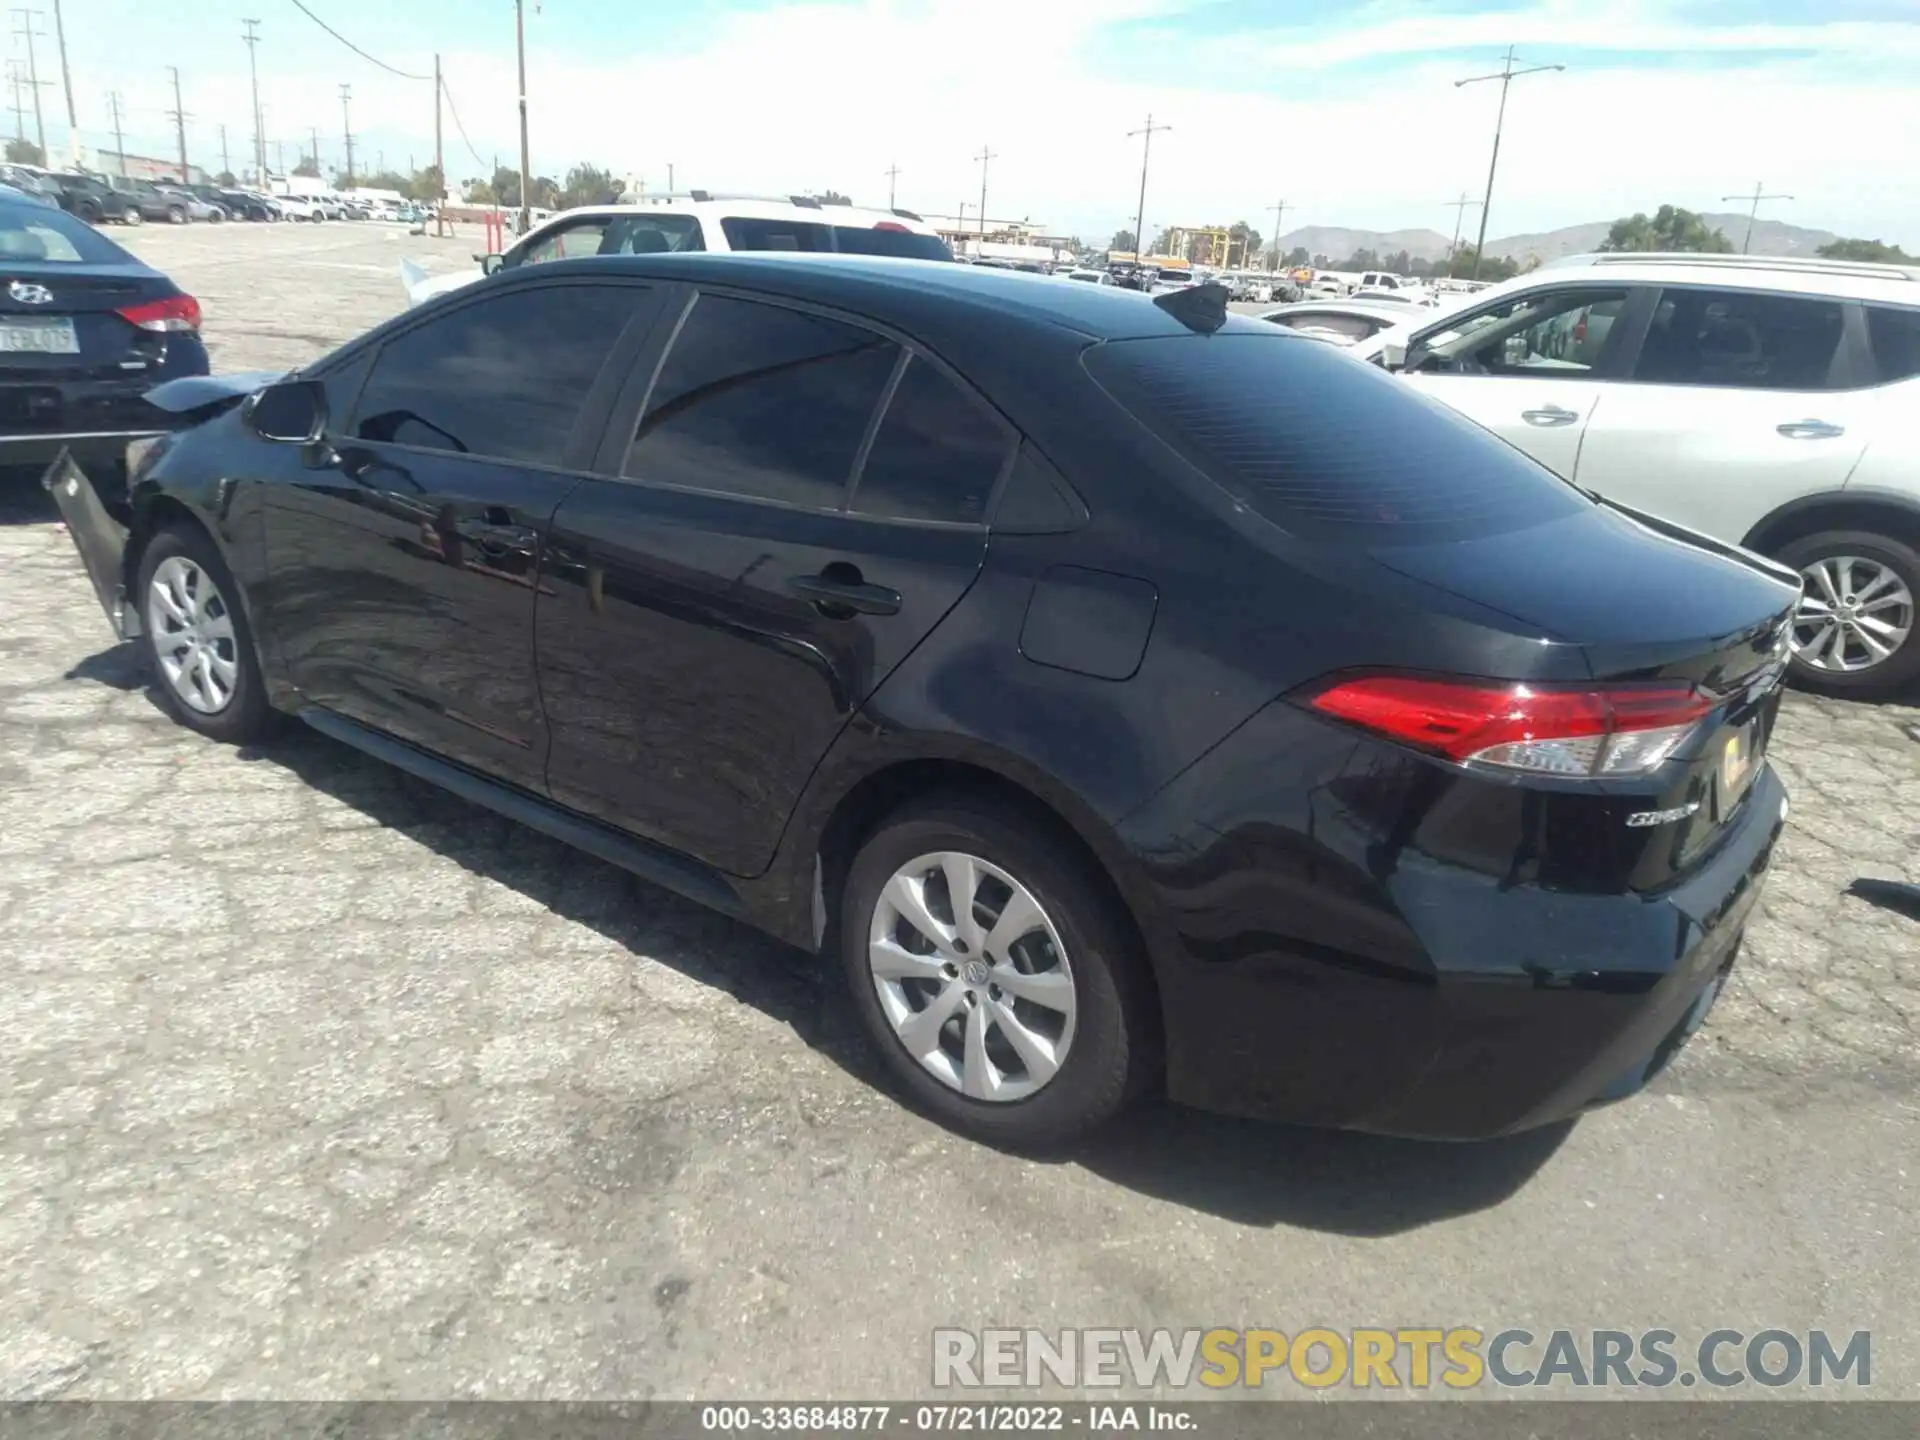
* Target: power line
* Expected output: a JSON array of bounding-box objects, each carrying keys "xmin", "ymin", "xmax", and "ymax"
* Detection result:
[
  {"xmin": 1721, "ymin": 181, "xmax": 1793, "ymax": 255},
  {"xmin": 439, "ymin": 75, "xmax": 486, "ymax": 171},
  {"xmin": 285, "ymin": 0, "xmax": 429, "ymax": 80}
]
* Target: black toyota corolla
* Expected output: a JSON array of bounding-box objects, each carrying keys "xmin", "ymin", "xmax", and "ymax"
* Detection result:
[{"xmin": 50, "ymin": 255, "xmax": 1797, "ymax": 1149}]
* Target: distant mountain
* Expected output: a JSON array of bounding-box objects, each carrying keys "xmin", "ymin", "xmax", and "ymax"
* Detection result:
[
  {"xmin": 1486, "ymin": 213, "xmax": 1840, "ymax": 265},
  {"xmin": 1273, "ymin": 225, "xmax": 1455, "ymax": 264},
  {"xmin": 1274, "ymin": 215, "xmax": 1843, "ymax": 267}
]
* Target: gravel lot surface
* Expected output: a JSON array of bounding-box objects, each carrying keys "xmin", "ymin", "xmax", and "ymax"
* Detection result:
[{"xmin": 2, "ymin": 223, "xmax": 1917, "ymax": 1401}]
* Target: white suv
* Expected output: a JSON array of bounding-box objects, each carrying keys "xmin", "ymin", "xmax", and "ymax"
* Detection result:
[
  {"xmin": 1358, "ymin": 253, "xmax": 1920, "ymax": 697},
  {"xmin": 403, "ymin": 194, "xmax": 953, "ymax": 307}
]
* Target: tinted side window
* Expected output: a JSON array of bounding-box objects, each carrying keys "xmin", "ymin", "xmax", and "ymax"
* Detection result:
[
  {"xmin": 851, "ymin": 356, "xmax": 1009, "ymax": 524},
  {"xmin": 1633, "ymin": 289, "xmax": 1845, "ymax": 390},
  {"xmin": 1866, "ymin": 306, "xmax": 1920, "ymax": 385},
  {"xmin": 720, "ymin": 217, "xmax": 831, "ymax": 252},
  {"xmin": 351, "ymin": 284, "xmax": 639, "ymax": 463},
  {"xmin": 1417, "ymin": 288, "xmax": 1628, "ymax": 376},
  {"xmin": 831, "ymin": 226, "xmax": 953, "ymax": 260},
  {"xmin": 625, "ymin": 294, "xmax": 898, "ymax": 509}
]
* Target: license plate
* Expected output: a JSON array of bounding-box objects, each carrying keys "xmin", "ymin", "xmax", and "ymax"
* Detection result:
[
  {"xmin": 0, "ymin": 318, "xmax": 79, "ymax": 354},
  {"xmin": 1720, "ymin": 725, "xmax": 1756, "ymax": 803}
]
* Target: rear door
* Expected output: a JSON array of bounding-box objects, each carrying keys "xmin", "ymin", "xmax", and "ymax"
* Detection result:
[
  {"xmin": 1401, "ymin": 283, "xmax": 1636, "ymax": 478},
  {"xmin": 1572, "ymin": 285, "xmax": 1873, "ymax": 542},
  {"xmin": 536, "ymin": 287, "xmax": 1009, "ymax": 875},
  {"xmin": 262, "ymin": 278, "xmax": 664, "ymax": 789}
]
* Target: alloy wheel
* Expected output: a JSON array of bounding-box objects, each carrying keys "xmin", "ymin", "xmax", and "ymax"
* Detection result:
[
  {"xmin": 867, "ymin": 850, "xmax": 1077, "ymax": 1102},
  {"xmin": 147, "ymin": 555, "xmax": 240, "ymax": 714},
  {"xmin": 1792, "ymin": 555, "xmax": 1915, "ymax": 674}
]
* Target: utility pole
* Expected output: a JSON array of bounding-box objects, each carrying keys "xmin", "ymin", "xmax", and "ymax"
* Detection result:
[
  {"xmin": 1443, "ymin": 191, "xmax": 1482, "ymax": 271},
  {"xmin": 1722, "ymin": 182, "xmax": 1793, "ymax": 254},
  {"xmin": 241, "ymin": 18, "xmax": 264, "ymax": 183},
  {"xmin": 309, "ymin": 125, "xmax": 319, "ymax": 174},
  {"xmin": 433, "ymin": 52, "xmax": 446, "ymax": 235},
  {"xmin": 11, "ymin": 9, "xmax": 47, "ymax": 164},
  {"xmin": 219, "ymin": 123, "xmax": 228, "ymax": 180},
  {"xmin": 104, "ymin": 89, "xmax": 124, "ymax": 175},
  {"xmin": 166, "ymin": 67, "xmax": 189, "ymax": 183},
  {"xmin": 974, "ymin": 145, "xmax": 995, "ymax": 236},
  {"xmin": 667, "ymin": 161, "xmax": 674, "ymax": 192},
  {"xmin": 1456, "ymin": 47, "xmax": 1563, "ymax": 280},
  {"xmin": 6, "ymin": 63, "xmax": 23, "ymax": 142},
  {"xmin": 1267, "ymin": 198, "xmax": 1288, "ymax": 271},
  {"xmin": 49, "ymin": 0, "xmax": 70, "ymax": 130},
  {"xmin": 885, "ymin": 163, "xmax": 900, "ymax": 210},
  {"xmin": 339, "ymin": 83, "xmax": 353, "ymax": 187},
  {"xmin": 514, "ymin": 0, "xmax": 532, "ymax": 232},
  {"xmin": 1128, "ymin": 113, "xmax": 1171, "ymax": 261}
]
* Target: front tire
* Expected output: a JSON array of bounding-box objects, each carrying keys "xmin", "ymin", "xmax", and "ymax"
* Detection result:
[
  {"xmin": 135, "ymin": 525, "xmax": 274, "ymax": 744},
  {"xmin": 840, "ymin": 796, "xmax": 1155, "ymax": 1149},
  {"xmin": 168, "ymin": 206, "xmax": 187, "ymax": 224},
  {"xmin": 122, "ymin": 208, "xmax": 143, "ymax": 226},
  {"xmin": 1776, "ymin": 530, "xmax": 1920, "ymax": 698}
]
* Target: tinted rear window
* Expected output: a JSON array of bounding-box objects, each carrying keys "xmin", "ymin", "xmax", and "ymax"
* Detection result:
[
  {"xmin": 1083, "ymin": 333, "xmax": 1590, "ymax": 543},
  {"xmin": 831, "ymin": 226, "xmax": 953, "ymax": 260},
  {"xmin": 721, "ymin": 217, "xmax": 831, "ymax": 252}
]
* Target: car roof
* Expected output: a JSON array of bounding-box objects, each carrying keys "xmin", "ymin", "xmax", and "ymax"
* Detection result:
[
  {"xmin": 524, "ymin": 197, "xmax": 943, "ymax": 238},
  {"xmin": 1513, "ymin": 252, "xmax": 1920, "ymax": 305},
  {"xmin": 490, "ymin": 251, "xmax": 1260, "ymax": 344}
]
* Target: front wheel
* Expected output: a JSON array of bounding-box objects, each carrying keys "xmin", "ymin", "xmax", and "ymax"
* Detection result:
[
  {"xmin": 1776, "ymin": 530, "xmax": 1920, "ymax": 698},
  {"xmin": 122, "ymin": 208, "xmax": 143, "ymax": 226},
  {"xmin": 167, "ymin": 206, "xmax": 187, "ymax": 224},
  {"xmin": 135, "ymin": 525, "xmax": 274, "ymax": 744},
  {"xmin": 840, "ymin": 796, "xmax": 1155, "ymax": 1150}
]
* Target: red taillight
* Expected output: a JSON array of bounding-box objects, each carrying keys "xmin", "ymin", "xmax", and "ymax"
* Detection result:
[
  {"xmin": 116, "ymin": 294, "xmax": 202, "ymax": 333},
  {"xmin": 1305, "ymin": 675, "xmax": 1716, "ymax": 778}
]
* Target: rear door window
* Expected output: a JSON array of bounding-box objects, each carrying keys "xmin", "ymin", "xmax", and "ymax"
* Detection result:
[
  {"xmin": 350, "ymin": 283, "xmax": 643, "ymax": 463},
  {"xmin": 515, "ymin": 213, "xmax": 703, "ymax": 265},
  {"xmin": 625, "ymin": 293, "xmax": 899, "ymax": 509},
  {"xmin": 1632, "ymin": 288, "xmax": 1846, "ymax": 390},
  {"xmin": 850, "ymin": 356, "xmax": 1011, "ymax": 524},
  {"xmin": 1865, "ymin": 305, "xmax": 1920, "ymax": 385},
  {"xmin": 720, "ymin": 217, "xmax": 832, "ymax": 252},
  {"xmin": 1085, "ymin": 333, "xmax": 1589, "ymax": 544},
  {"xmin": 830, "ymin": 226, "xmax": 953, "ymax": 260}
]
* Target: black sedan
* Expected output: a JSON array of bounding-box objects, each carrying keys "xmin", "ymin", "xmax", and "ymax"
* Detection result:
[
  {"xmin": 50, "ymin": 256, "xmax": 1797, "ymax": 1149},
  {"xmin": 0, "ymin": 192, "xmax": 207, "ymax": 475}
]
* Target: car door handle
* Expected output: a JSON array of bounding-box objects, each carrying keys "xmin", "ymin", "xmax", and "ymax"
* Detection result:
[
  {"xmin": 789, "ymin": 571, "xmax": 902, "ymax": 617},
  {"xmin": 454, "ymin": 518, "xmax": 539, "ymax": 553},
  {"xmin": 1521, "ymin": 405, "xmax": 1582, "ymax": 427},
  {"xmin": 1776, "ymin": 419, "xmax": 1845, "ymax": 440}
]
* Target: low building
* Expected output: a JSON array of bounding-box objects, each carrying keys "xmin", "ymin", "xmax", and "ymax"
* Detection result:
[{"xmin": 92, "ymin": 150, "xmax": 208, "ymax": 186}]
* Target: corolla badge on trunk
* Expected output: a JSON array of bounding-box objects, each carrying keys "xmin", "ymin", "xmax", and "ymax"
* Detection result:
[
  {"xmin": 1626, "ymin": 801, "xmax": 1701, "ymax": 828},
  {"xmin": 8, "ymin": 280, "xmax": 53, "ymax": 305}
]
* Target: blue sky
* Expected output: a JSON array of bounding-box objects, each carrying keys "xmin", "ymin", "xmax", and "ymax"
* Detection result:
[{"xmin": 32, "ymin": 0, "xmax": 1920, "ymax": 248}]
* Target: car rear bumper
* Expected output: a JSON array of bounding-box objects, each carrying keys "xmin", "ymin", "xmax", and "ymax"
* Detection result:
[{"xmin": 1115, "ymin": 704, "xmax": 1789, "ymax": 1140}]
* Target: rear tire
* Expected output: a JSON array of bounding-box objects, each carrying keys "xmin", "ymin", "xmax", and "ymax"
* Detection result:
[
  {"xmin": 1775, "ymin": 529, "xmax": 1920, "ymax": 699},
  {"xmin": 76, "ymin": 199, "xmax": 101, "ymax": 224},
  {"xmin": 134, "ymin": 525, "xmax": 274, "ymax": 744},
  {"xmin": 168, "ymin": 206, "xmax": 187, "ymax": 224},
  {"xmin": 840, "ymin": 795, "xmax": 1155, "ymax": 1150},
  {"xmin": 123, "ymin": 208, "xmax": 143, "ymax": 226}
]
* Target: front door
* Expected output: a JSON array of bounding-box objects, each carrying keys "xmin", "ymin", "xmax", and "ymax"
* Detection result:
[
  {"xmin": 1401, "ymin": 284, "xmax": 1634, "ymax": 478},
  {"xmin": 537, "ymin": 291, "xmax": 1011, "ymax": 875},
  {"xmin": 262, "ymin": 279, "xmax": 660, "ymax": 787}
]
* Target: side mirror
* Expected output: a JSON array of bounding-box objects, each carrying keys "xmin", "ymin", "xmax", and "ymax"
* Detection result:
[
  {"xmin": 1380, "ymin": 339, "xmax": 1409, "ymax": 371},
  {"xmin": 480, "ymin": 253, "xmax": 506, "ymax": 276},
  {"xmin": 248, "ymin": 379, "xmax": 327, "ymax": 444}
]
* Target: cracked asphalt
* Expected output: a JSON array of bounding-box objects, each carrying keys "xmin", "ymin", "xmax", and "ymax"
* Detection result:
[{"xmin": 2, "ymin": 224, "xmax": 1918, "ymax": 1402}]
